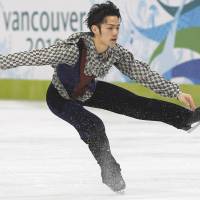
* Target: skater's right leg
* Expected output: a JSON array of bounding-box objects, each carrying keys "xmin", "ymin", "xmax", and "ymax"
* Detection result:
[
  {"xmin": 84, "ymin": 81, "xmax": 199, "ymax": 130},
  {"xmin": 46, "ymin": 83, "xmax": 125, "ymax": 192}
]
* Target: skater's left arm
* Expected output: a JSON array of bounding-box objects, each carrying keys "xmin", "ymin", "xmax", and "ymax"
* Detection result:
[{"xmin": 114, "ymin": 45, "xmax": 196, "ymax": 111}]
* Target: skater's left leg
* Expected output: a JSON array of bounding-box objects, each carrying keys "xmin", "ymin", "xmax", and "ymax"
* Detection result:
[
  {"xmin": 46, "ymin": 83, "xmax": 125, "ymax": 192},
  {"xmin": 84, "ymin": 81, "xmax": 197, "ymax": 130}
]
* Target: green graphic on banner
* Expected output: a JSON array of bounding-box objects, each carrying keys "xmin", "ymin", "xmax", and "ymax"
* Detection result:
[{"xmin": 149, "ymin": 28, "xmax": 200, "ymax": 64}]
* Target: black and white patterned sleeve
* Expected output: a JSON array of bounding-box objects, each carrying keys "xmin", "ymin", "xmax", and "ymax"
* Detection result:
[
  {"xmin": 114, "ymin": 46, "xmax": 180, "ymax": 98},
  {"xmin": 0, "ymin": 41, "xmax": 79, "ymax": 70}
]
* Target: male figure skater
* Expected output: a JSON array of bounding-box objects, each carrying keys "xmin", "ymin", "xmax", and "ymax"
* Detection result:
[{"xmin": 1, "ymin": 1, "xmax": 200, "ymax": 193}]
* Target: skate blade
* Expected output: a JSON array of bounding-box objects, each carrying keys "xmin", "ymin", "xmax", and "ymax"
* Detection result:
[
  {"xmin": 187, "ymin": 121, "xmax": 200, "ymax": 133},
  {"xmin": 115, "ymin": 189, "xmax": 125, "ymax": 195}
]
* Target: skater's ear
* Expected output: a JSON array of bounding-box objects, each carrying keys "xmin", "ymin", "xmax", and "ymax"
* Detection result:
[{"xmin": 91, "ymin": 25, "xmax": 101, "ymax": 36}]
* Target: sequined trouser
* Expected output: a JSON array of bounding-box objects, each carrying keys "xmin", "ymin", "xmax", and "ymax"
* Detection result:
[{"xmin": 46, "ymin": 81, "xmax": 192, "ymax": 165}]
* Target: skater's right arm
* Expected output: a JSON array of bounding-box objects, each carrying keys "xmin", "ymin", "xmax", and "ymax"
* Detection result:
[{"xmin": 0, "ymin": 41, "xmax": 79, "ymax": 70}]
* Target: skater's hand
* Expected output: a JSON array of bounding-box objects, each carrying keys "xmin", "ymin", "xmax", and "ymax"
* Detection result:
[{"xmin": 177, "ymin": 92, "xmax": 196, "ymax": 111}]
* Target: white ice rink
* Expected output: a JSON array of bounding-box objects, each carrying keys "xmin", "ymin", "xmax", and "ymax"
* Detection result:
[{"xmin": 0, "ymin": 100, "xmax": 200, "ymax": 200}]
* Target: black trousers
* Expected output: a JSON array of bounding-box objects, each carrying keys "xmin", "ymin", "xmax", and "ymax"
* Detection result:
[
  {"xmin": 46, "ymin": 80, "xmax": 193, "ymax": 140},
  {"xmin": 46, "ymin": 81, "xmax": 192, "ymax": 164}
]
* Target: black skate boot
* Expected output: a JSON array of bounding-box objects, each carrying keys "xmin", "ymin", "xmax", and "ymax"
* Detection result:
[
  {"xmin": 100, "ymin": 158, "xmax": 126, "ymax": 192},
  {"xmin": 191, "ymin": 107, "xmax": 200, "ymax": 123},
  {"xmin": 88, "ymin": 132, "xmax": 126, "ymax": 192},
  {"xmin": 182, "ymin": 107, "xmax": 200, "ymax": 132}
]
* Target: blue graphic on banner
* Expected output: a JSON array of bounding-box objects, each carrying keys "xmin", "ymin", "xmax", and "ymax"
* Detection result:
[
  {"xmin": 164, "ymin": 59, "xmax": 200, "ymax": 84},
  {"xmin": 133, "ymin": 6, "xmax": 200, "ymax": 42}
]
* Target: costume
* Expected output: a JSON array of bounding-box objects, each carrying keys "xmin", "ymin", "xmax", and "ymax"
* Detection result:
[{"xmin": 0, "ymin": 32, "xmax": 181, "ymax": 100}]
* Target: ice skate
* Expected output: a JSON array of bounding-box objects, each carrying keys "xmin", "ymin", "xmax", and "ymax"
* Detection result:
[
  {"xmin": 181, "ymin": 107, "xmax": 200, "ymax": 132},
  {"xmin": 101, "ymin": 161, "xmax": 126, "ymax": 192},
  {"xmin": 186, "ymin": 107, "xmax": 200, "ymax": 133},
  {"xmin": 187, "ymin": 121, "xmax": 200, "ymax": 133}
]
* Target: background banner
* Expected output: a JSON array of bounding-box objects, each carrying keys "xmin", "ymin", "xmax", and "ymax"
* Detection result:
[{"xmin": 0, "ymin": 0, "xmax": 200, "ymax": 84}]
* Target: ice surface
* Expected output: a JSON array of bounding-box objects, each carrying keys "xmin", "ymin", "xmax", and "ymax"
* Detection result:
[{"xmin": 0, "ymin": 100, "xmax": 200, "ymax": 200}]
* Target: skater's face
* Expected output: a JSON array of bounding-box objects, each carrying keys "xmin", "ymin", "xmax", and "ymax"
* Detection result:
[{"xmin": 92, "ymin": 16, "xmax": 120, "ymax": 49}]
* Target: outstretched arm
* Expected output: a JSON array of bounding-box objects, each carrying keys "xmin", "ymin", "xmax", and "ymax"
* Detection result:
[
  {"xmin": 0, "ymin": 41, "xmax": 79, "ymax": 69},
  {"xmin": 114, "ymin": 45, "xmax": 196, "ymax": 111}
]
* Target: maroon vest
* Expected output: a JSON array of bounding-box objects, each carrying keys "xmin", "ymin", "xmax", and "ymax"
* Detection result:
[{"xmin": 71, "ymin": 40, "xmax": 95, "ymax": 98}]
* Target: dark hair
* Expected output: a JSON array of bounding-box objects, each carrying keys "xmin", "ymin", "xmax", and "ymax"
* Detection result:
[{"xmin": 85, "ymin": 1, "xmax": 121, "ymax": 36}]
